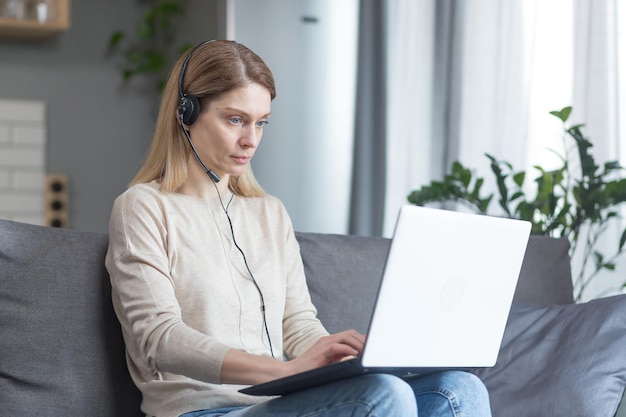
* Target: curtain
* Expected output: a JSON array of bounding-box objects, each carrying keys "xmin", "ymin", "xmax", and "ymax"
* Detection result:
[
  {"xmin": 569, "ymin": 0, "xmax": 624, "ymax": 300},
  {"xmin": 382, "ymin": 0, "xmax": 437, "ymax": 235},
  {"xmin": 382, "ymin": 0, "xmax": 528, "ymax": 236},
  {"xmin": 454, "ymin": 0, "xmax": 529, "ymax": 184},
  {"xmin": 349, "ymin": 0, "xmax": 388, "ymax": 236},
  {"xmin": 376, "ymin": 0, "xmax": 625, "ymax": 299}
]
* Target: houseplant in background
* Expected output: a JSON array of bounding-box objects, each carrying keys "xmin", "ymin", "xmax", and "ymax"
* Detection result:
[
  {"xmin": 106, "ymin": 0, "xmax": 189, "ymax": 91},
  {"xmin": 408, "ymin": 106, "xmax": 626, "ymax": 301}
]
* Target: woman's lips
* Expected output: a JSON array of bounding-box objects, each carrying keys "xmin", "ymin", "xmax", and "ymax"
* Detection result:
[{"xmin": 232, "ymin": 155, "xmax": 251, "ymax": 164}]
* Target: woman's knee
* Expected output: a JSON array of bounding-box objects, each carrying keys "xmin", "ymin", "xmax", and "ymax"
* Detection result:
[
  {"xmin": 359, "ymin": 374, "xmax": 417, "ymax": 416},
  {"xmin": 442, "ymin": 371, "xmax": 489, "ymax": 395},
  {"xmin": 409, "ymin": 371, "xmax": 491, "ymax": 416}
]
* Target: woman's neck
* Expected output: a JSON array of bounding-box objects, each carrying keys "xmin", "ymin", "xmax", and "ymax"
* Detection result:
[
  {"xmin": 179, "ymin": 169, "xmax": 230, "ymax": 199},
  {"xmin": 178, "ymin": 151, "xmax": 234, "ymax": 198}
]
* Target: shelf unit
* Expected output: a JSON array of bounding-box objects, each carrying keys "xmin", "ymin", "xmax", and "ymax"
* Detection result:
[{"xmin": 0, "ymin": 0, "xmax": 70, "ymax": 40}]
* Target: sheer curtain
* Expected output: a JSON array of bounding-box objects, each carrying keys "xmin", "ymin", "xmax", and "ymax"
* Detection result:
[
  {"xmin": 382, "ymin": 0, "xmax": 625, "ymax": 299},
  {"xmin": 384, "ymin": 0, "xmax": 529, "ymax": 235},
  {"xmin": 569, "ymin": 0, "xmax": 625, "ymax": 300},
  {"xmin": 383, "ymin": 0, "xmax": 437, "ymax": 235},
  {"xmin": 524, "ymin": 0, "xmax": 625, "ymax": 300}
]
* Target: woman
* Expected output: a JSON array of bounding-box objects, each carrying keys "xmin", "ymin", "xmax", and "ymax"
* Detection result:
[{"xmin": 105, "ymin": 39, "xmax": 492, "ymax": 417}]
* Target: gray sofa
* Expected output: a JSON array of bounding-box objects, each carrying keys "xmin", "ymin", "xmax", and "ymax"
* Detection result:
[{"xmin": 2, "ymin": 218, "xmax": 626, "ymax": 417}]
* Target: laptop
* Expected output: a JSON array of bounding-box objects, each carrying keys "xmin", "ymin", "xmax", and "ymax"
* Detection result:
[{"xmin": 240, "ymin": 205, "xmax": 531, "ymax": 396}]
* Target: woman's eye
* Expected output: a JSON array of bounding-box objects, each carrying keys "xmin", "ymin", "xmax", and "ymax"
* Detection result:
[
  {"xmin": 229, "ymin": 117, "xmax": 243, "ymax": 125},
  {"xmin": 256, "ymin": 120, "xmax": 269, "ymax": 128}
]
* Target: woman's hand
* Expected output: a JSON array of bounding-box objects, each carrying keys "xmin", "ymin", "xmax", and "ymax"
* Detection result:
[
  {"xmin": 220, "ymin": 329, "xmax": 365, "ymax": 386},
  {"xmin": 285, "ymin": 329, "xmax": 365, "ymax": 375}
]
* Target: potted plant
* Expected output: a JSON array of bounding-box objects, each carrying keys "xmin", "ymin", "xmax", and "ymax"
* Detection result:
[
  {"xmin": 407, "ymin": 106, "xmax": 626, "ymax": 301},
  {"xmin": 106, "ymin": 0, "xmax": 189, "ymax": 91}
]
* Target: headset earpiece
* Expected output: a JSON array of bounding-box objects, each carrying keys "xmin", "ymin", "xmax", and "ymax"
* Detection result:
[
  {"xmin": 178, "ymin": 94, "xmax": 201, "ymax": 126},
  {"xmin": 177, "ymin": 40, "xmax": 216, "ymax": 126},
  {"xmin": 177, "ymin": 39, "xmax": 222, "ymax": 184}
]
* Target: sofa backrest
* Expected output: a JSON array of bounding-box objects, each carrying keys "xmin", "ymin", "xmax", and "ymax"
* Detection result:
[
  {"xmin": 298, "ymin": 232, "xmax": 574, "ymax": 334},
  {"xmin": 0, "ymin": 219, "xmax": 574, "ymax": 416},
  {"xmin": 0, "ymin": 219, "xmax": 143, "ymax": 417},
  {"xmin": 512, "ymin": 235, "xmax": 573, "ymax": 305}
]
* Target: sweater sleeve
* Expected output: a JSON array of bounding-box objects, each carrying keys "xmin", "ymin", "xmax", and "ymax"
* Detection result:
[
  {"xmin": 105, "ymin": 189, "xmax": 231, "ymax": 384},
  {"xmin": 278, "ymin": 208, "xmax": 329, "ymax": 359}
]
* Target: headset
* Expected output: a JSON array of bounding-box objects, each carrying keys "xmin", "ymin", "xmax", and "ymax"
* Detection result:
[
  {"xmin": 177, "ymin": 39, "xmax": 221, "ymax": 183},
  {"xmin": 176, "ymin": 40, "xmax": 276, "ymax": 358},
  {"xmin": 177, "ymin": 39, "xmax": 216, "ymax": 126}
]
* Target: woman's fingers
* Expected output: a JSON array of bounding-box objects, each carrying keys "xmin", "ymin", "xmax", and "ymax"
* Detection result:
[{"xmin": 288, "ymin": 329, "xmax": 367, "ymax": 376}]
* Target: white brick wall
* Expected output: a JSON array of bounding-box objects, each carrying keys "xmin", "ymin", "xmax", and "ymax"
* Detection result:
[{"xmin": 0, "ymin": 99, "xmax": 46, "ymax": 225}]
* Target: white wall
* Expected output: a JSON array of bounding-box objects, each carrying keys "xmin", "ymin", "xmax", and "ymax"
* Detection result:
[
  {"xmin": 227, "ymin": 0, "xmax": 359, "ymax": 234},
  {"xmin": 0, "ymin": 0, "xmax": 221, "ymax": 233},
  {"xmin": 0, "ymin": 99, "xmax": 45, "ymax": 225}
]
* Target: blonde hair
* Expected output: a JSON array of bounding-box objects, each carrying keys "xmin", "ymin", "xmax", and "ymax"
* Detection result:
[{"xmin": 130, "ymin": 40, "xmax": 276, "ymax": 197}]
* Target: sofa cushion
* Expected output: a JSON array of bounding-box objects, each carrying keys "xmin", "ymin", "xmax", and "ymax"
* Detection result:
[
  {"xmin": 474, "ymin": 295, "xmax": 626, "ymax": 417},
  {"xmin": 296, "ymin": 231, "xmax": 388, "ymax": 334},
  {"xmin": 514, "ymin": 235, "xmax": 573, "ymax": 305},
  {"xmin": 0, "ymin": 220, "xmax": 142, "ymax": 417}
]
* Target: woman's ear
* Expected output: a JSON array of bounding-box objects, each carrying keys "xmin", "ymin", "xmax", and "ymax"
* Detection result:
[{"xmin": 176, "ymin": 110, "xmax": 190, "ymax": 131}]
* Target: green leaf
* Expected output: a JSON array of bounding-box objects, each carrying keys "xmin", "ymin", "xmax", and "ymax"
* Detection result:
[
  {"xmin": 619, "ymin": 229, "xmax": 626, "ymax": 250},
  {"xmin": 143, "ymin": 9, "xmax": 156, "ymax": 25},
  {"xmin": 155, "ymin": 1, "xmax": 185, "ymax": 15},
  {"xmin": 178, "ymin": 43, "xmax": 193, "ymax": 55},
  {"xmin": 471, "ymin": 178, "xmax": 484, "ymax": 198},
  {"xmin": 488, "ymin": 156, "xmax": 511, "ymax": 215},
  {"xmin": 513, "ymin": 171, "xmax": 525, "ymax": 187},
  {"xmin": 108, "ymin": 31, "xmax": 125, "ymax": 48},
  {"xmin": 549, "ymin": 106, "xmax": 572, "ymax": 122},
  {"xmin": 510, "ymin": 191, "xmax": 525, "ymax": 201},
  {"xmin": 561, "ymin": 106, "xmax": 573, "ymax": 121},
  {"xmin": 459, "ymin": 168, "xmax": 471, "ymax": 187},
  {"xmin": 477, "ymin": 196, "xmax": 493, "ymax": 213},
  {"xmin": 122, "ymin": 69, "xmax": 135, "ymax": 80},
  {"xmin": 137, "ymin": 21, "xmax": 153, "ymax": 39},
  {"xmin": 604, "ymin": 161, "xmax": 622, "ymax": 172},
  {"xmin": 594, "ymin": 251, "xmax": 604, "ymax": 268},
  {"xmin": 533, "ymin": 165, "xmax": 545, "ymax": 174}
]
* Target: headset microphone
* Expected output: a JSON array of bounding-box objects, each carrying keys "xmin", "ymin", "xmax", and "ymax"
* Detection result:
[
  {"xmin": 177, "ymin": 39, "xmax": 221, "ymax": 183},
  {"xmin": 180, "ymin": 125, "xmax": 221, "ymax": 183}
]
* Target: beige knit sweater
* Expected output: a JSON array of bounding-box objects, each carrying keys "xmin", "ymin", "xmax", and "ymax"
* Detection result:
[{"xmin": 105, "ymin": 182, "xmax": 328, "ymax": 417}]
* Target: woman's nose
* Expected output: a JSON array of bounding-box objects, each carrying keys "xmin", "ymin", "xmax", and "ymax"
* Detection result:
[{"xmin": 240, "ymin": 125, "xmax": 260, "ymax": 148}]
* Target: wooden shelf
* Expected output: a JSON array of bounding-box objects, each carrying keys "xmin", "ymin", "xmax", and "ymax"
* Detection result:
[{"xmin": 0, "ymin": 0, "xmax": 70, "ymax": 40}]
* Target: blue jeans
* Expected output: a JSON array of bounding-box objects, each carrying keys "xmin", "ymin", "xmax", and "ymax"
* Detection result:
[{"xmin": 180, "ymin": 371, "xmax": 491, "ymax": 417}]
